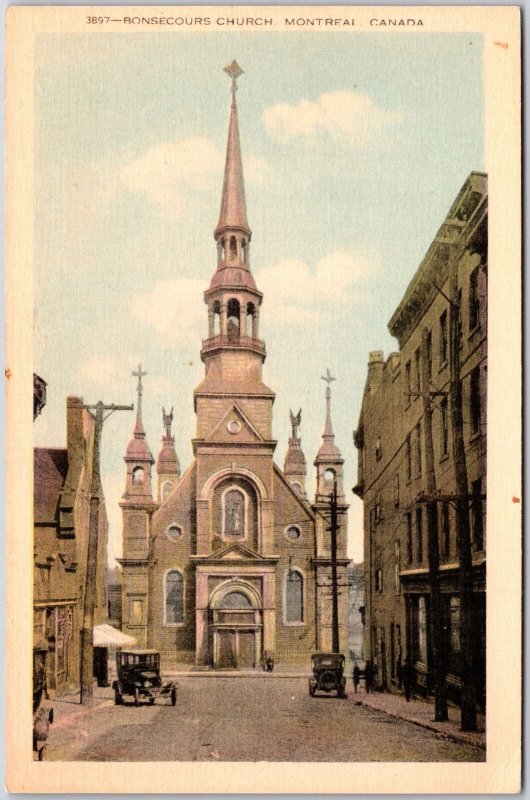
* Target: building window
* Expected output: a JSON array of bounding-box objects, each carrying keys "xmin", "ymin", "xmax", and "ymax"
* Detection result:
[
  {"xmin": 439, "ymin": 310, "xmax": 448, "ymax": 364},
  {"xmin": 449, "ymin": 596, "xmax": 460, "ymax": 655},
  {"xmin": 130, "ymin": 598, "xmax": 143, "ymax": 624},
  {"xmin": 394, "ymin": 540, "xmax": 401, "ymax": 593},
  {"xmin": 221, "ymin": 591, "xmax": 251, "ymax": 609},
  {"xmin": 374, "ymin": 546, "xmax": 383, "ymax": 592},
  {"xmin": 375, "ymin": 436, "xmax": 382, "ymax": 461},
  {"xmin": 405, "ymin": 361, "xmax": 412, "ymax": 404},
  {"xmin": 470, "ymin": 366, "xmax": 481, "ymax": 434},
  {"xmin": 415, "ymin": 422, "xmax": 422, "ymax": 475},
  {"xmin": 285, "ymin": 570, "xmax": 303, "ymax": 623},
  {"xmin": 416, "ymin": 507, "xmax": 423, "ymax": 563},
  {"xmin": 222, "ymin": 487, "xmax": 246, "ymax": 538},
  {"xmin": 426, "ymin": 330, "xmax": 432, "ymax": 380},
  {"xmin": 132, "ymin": 466, "xmax": 145, "ymax": 485},
  {"xmin": 418, "ymin": 596, "xmax": 428, "ymax": 662},
  {"xmin": 374, "ymin": 493, "xmax": 382, "ymax": 522},
  {"xmin": 406, "ymin": 512, "xmax": 413, "ymax": 564},
  {"xmin": 469, "ymin": 267, "xmax": 480, "ymax": 330},
  {"xmin": 414, "ymin": 348, "xmax": 421, "ymax": 394},
  {"xmin": 441, "ymin": 503, "xmax": 451, "ymax": 558},
  {"xmin": 393, "ymin": 473, "xmax": 400, "ymax": 507},
  {"xmin": 472, "ymin": 478, "xmax": 484, "ymax": 550},
  {"xmin": 440, "ymin": 397, "xmax": 449, "ymax": 456},
  {"xmin": 285, "ymin": 525, "xmax": 301, "ymax": 542},
  {"xmin": 162, "ymin": 481, "xmax": 173, "ymax": 501},
  {"xmin": 164, "ymin": 570, "xmax": 184, "ymax": 624},
  {"xmin": 166, "ymin": 524, "xmax": 183, "ymax": 543},
  {"xmin": 406, "ymin": 434, "xmax": 412, "ymax": 482}
]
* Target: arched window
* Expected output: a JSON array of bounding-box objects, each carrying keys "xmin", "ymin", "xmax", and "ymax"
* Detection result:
[
  {"xmin": 165, "ymin": 570, "xmax": 184, "ymax": 624},
  {"xmin": 246, "ymin": 302, "xmax": 255, "ymax": 336},
  {"xmin": 285, "ymin": 570, "xmax": 303, "ymax": 623},
  {"xmin": 230, "ymin": 235, "xmax": 237, "ymax": 260},
  {"xmin": 221, "ymin": 591, "xmax": 252, "ymax": 609},
  {"xmin": 241, "ymin": 239, "xmax": 247, "ymax": 264},
  {"xmin": 162, "ymin": 481, "xmax": 173, "ymax": 502},
  {"xmin": 213, "ymin": 300, "xmax": 221, "ymax": 336},
  {"xmin": 324, "ymin": 468, "xmax": 336, "ymax": 485},
  {"xmin": 223, "ymin": 488, "xmax": 245, "ymax": 537},
  {"xmin": 132, "ymin": 466, "xmax": 145, "ymax": 485},
  {"xmin": 227, "ymin": 298, "xmax": 240, "ymax": 339}
]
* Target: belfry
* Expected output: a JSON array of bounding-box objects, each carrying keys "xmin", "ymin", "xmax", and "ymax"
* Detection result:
[{"xmin": 119, "ymin": 62, "xmax": 349, "ymax": 667}]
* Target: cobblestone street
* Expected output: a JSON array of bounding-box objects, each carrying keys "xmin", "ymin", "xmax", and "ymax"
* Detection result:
[{"xmin": 46, "ymin": 677, "xmax": 485, "ymax": 762}]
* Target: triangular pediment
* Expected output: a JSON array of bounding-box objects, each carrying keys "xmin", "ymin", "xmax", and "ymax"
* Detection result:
[
  {"xmin": 206, "ymin": 404, "xmax": 264, "ymax": 444},
  {"xmin": 209, "ymin": 541, "xmax": 267, "ymax": 561}
]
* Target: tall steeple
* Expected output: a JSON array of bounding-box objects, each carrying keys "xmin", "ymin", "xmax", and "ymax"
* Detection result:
[
  {"xmin": 314, "ymin": 369, "xmax": 345, "ymax": 501},
  {"xmin": 122, "ymin": 365, "xmax": 155, "ymax": 502}
]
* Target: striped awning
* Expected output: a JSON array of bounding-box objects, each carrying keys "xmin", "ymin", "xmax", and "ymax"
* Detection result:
[{"xmin": 93, "ymin": 624, "xmax": 136, "ymax": 648}]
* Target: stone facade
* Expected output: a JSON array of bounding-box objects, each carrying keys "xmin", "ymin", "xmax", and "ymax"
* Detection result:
[
  {"xmin": 354, "ymin": 173, "xmax": 487, "ymax": 704},
  {"xmin": 119, "ymin": 67, "xmax": 349, "ymax": 667},
  {"xmin": 34, "ymin": 396, "xmax": 108, "ymax": 695}
]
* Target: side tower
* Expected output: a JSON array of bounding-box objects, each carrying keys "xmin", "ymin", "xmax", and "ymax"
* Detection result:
[
  {"xmin": 157, "ymin": 407, "xmax": 180, "ymax": 503},
  {"xmin": 119, "ymin": 366, "xmax": 157, "ymax": 646},
  {"xmin": 284, "ymin": 409, "xmax": 307, "ymax": 498},
  {"xmin": 312, "ymin": 370, "xmax": 350, "ymax": 652}
]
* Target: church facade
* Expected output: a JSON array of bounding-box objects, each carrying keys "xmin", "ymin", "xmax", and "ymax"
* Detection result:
[{"xmin": 119, "ymin": 63, "xmax": 349, "ymax": 668}]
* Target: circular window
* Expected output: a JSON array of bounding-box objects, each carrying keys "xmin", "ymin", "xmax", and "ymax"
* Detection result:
[
  {"xmin": 285, "ymin": 525, "xmax": 301, "ymax": 542},
  {"xmin": 166, "ymin": 524, "xmax": 183, "ymax": 542},
  {"xmin": 227, "ymin": 420, "xmax": 241, "ymax": 435}
]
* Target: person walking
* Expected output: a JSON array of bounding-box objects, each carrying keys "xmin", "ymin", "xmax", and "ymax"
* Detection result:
[
  {"xmin": 364, "ymin": 660, "xmax": 374, "ymax": 694},
  {"xmin": 352, "ymin": 663, "xmax": 360, "ymax": 693},
  {"xmin": 403, "ymin": 657, "xmax": 416, "ymax": 702}
]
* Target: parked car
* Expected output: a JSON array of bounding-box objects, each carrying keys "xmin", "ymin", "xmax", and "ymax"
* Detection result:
[
  {"xmin": 308, "ymin": 653, "xmax": 347, "ymax": 698},
  {"xmin": 112, "ymin": 650, "xmax": 177, "ymax": 706}
]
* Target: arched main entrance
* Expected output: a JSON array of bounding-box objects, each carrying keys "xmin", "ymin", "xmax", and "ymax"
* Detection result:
[{"xmin": 210, "ymin": 581, "xmax": 262, "ymax": 669}]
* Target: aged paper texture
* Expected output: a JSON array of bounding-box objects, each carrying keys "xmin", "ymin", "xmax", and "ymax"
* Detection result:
[{"xmin": 6, "ymin": 5, "xmax": 521, "ymax": 793}]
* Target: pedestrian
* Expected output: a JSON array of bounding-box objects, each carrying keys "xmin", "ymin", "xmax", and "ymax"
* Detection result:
[
  {"xmin": 403, "ymin": 657, "xmax": 416, "ymax": 702},
  {"xmin": 352, "ymin": 663, "xmax": 360, "ymax": 693},
  {"xmin": 364, "ymin": 660, "xmax": 374, "ymax": 694}
]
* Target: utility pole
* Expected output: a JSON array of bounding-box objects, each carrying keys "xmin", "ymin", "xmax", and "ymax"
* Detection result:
[
  {"xmin": 146, "ymin": 533, "xmax": 157, "ymax": 649},
  {"xmin": 421, "ymin": 328, "xmax": 448, "ymax": 721},
  {"xmin": 80, "ymin": 401, "xmax": 133, "ymax": 705},
  {"xmin": 448, "ymin": 242, "xmax": 477, "ymax": 732},
  {"xmin": 329, "ymin": 482, "xmax": 340, "ymax": 654}
]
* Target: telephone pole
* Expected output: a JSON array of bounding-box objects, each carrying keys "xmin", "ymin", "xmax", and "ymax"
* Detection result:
[
  {"xmin": 80, "ymin": 401, "xmax": 133, "ymax": 705},
  {"xmin": 421, "ymin": 328, "xmax": 448, "ymax": 721},
  {"xmin": 448, "ymin": 242, "xmax": 477, "ymax": 732},
  {"xmin": 330, "ymin": 482, "xmax": 340, "ymax": 654}
]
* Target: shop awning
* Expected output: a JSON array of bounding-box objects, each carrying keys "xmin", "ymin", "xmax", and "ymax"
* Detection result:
[{"xmin": 93, "ymin": 624, "xmax": 136, "ymax": 648}]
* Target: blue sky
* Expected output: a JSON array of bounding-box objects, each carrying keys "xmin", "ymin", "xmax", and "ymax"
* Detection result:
[{"xmin": 33, "ymin": 31, "xmax": 484, "ymax": 564}]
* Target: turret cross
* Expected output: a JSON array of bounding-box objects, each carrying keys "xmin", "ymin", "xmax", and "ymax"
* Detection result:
[
  {"xmin": 224, "ymin": 59, "xmax": 244, "ymax": 99},
  {"xmin": 132, "ymin": 364, "xmax": 147, "ymax": 396}
]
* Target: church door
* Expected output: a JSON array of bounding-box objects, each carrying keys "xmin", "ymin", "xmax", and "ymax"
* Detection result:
[
  {"xmin": 238, "ymin": 632, "xmax": 255, "ymax": 668},
  {"xmin": 218, "ymin": 631, "xmax": 237, "ymax": 668}
]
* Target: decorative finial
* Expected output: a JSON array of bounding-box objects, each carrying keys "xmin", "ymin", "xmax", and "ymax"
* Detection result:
[
  {"xmin": 224, "ymin": 59, "xmax": 244, "ymax": 100},
  {"xmin": 132, "ymin": 364, "xmax": 147, "ymax": 433},
  {"xmin": 289, "ymin": 408, "xmax": 302, "ymax": 439},
  {"xmin": 132, "ymin": 364, "xmax": 147, "ymax": 396},
  {"xmin": 162, "ymin": 406, "xmax": 173, "ymax": 438},
  {"xmin": 321, "ymin": 368, "xmax": 336, "ymax": 400}
]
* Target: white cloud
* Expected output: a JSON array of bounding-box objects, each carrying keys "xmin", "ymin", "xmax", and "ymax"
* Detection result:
[
  {"xmin": 130, "ymin": 277, "xmax": 206, "ymax": 342},
  {"xmin": 262, "ymin": 90, "xmax": 401, "ymax": 148},
  {"xmin": 255, "ymin": 250, "xmax": 375, "ymax": 326}
]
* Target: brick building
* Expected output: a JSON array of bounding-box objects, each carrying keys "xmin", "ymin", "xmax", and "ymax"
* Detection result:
[
  {"xmin": 34, "ymin": 396, "xmax": 108, "ymax": 695},
  {"xmin": 354, "ymin": 173, "xmax": 487, "ymax": 704},
  {"xmin": 118, "ymin": 63, "xmax": 349, "ymax": 668}
]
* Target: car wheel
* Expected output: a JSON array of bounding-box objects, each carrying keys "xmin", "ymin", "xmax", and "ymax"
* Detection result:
[
  {"xmin": 171, "ymin": 688, "xmax": 177, "ymax": 707},
  {"xmin": 134, "ymin": 688, "xmax": 140, "ymax": 707}
]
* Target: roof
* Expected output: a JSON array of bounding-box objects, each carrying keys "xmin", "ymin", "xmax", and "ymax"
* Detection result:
[
  {"xmin": 215, "ymin": 93, "xmax": 250, "ymax": 238},
  {"xmin": 34, "ymin": 448, "xmax": 68, "ymax": 524},
  {"xmin": 208, "ymin": 266, "xmax": 257, "ymax": 292}
]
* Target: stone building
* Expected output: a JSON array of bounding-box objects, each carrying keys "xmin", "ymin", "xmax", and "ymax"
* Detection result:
[
  {"xmin": 34, "ymin": 396, "xmax": 108, "ymax": 695},
  {"xmin": 354, "ymin": 172, "xmax": 487, "ymax": 704},
  {"xmin": 119, "ymin": 63, "xmax": 349, "ymax": 667}
]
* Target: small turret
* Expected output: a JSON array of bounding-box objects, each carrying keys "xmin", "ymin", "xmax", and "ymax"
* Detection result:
[
  {"xmin": 314, "ymin": 369, "xmax": 345, "ymax": 502},
  {"xmin": 284, "ymin": 408, "xmax": 307, "ymax": 498},
  {"xmin": 157, "ymin": 406, "xmax": 180, "ymax": 503},
  {"xmin": 122, "ymin": 365, "xmax": 155, "ymax": 504}
]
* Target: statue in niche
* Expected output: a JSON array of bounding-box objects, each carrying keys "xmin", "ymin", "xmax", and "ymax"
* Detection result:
[
  {"xmin": 162, "ymin": 407, "xmax": 173, "ymax": 438},
  {"xmin": 225, "ymin": 489, "xmax": 245, "ymax": 537},
  {"xmin": 290, "ymin": 408, "xmax": 302, "ymax": 439}
]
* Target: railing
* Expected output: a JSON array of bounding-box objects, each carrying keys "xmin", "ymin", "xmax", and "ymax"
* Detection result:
[{"xmin": 202, "ymin": 334, "xmax": 266, "ymax": 354}]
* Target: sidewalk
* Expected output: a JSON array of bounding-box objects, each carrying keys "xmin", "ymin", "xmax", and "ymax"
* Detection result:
[
  {"xmin": 350, "ymin": 686, "xmax": 486, "ymax": 751},
  {"xmin": 44, "ymin": 685, "xmax": 114, "ymax": 729}
]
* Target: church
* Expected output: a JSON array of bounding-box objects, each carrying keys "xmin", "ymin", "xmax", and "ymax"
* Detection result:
[{"xmin": 119, "ymin": 62, "xmax": 349, "ymax": 668}]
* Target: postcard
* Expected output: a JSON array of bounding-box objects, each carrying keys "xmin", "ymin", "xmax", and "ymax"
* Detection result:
[{"xmin": 6, "ymin": 5, "xmax": 521, "ymax": 793}]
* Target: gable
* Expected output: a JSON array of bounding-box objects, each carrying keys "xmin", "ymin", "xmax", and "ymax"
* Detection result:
[
  {"xmin": 208, "ymin": 542, "xmax": 266, "ymax": 561},
  {"xmin": 205, "ymin": 404, "xmax": 264, "ymax": 445}
]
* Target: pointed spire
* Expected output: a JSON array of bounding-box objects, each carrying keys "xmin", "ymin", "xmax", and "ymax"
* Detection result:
[
  {"xmin": 315, "ymin": 369, "xmax": 343, "ymax": 461},
  {"xmin": 215, "ymin": 60, "xmax": 250, "ymax": 238},
  {"xmin": 132, "ymin": 364, "xmax": 147, "ymax": 437}
]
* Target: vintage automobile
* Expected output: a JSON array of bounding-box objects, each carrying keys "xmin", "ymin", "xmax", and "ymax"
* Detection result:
[
  {"xmin": 112, "ymin": 650, "xmax": 177, "ymax": 706},
  {"xmin": 308, "ymin": 653, "xmax": 347, "ymax": 698}
]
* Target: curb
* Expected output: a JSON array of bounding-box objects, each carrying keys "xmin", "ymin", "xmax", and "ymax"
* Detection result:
[
  {"xmin": 165, "ymin": 671, "xmax": 310, "ymax": 679},
  {"xmin": 352, "ymin": 697, "xmax": 486, "ymax": 751}
]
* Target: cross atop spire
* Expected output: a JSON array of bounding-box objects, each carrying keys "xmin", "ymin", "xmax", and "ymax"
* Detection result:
[
  {"xmin": 224, "ymin": 59, "xmax": 244, "ymax": 101},
  {"xmin": 132, "ymin": 364, "xmax": 147, "ymax": 435}
]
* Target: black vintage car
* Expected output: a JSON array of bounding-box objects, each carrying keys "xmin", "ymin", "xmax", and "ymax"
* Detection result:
[
  {"xmin": 308, "ymin": 653, "xmax": 347, "ymax": 698},
  {"xmin": 112, "ymin": 650, "xmax": 177, "ymax": 706}
]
